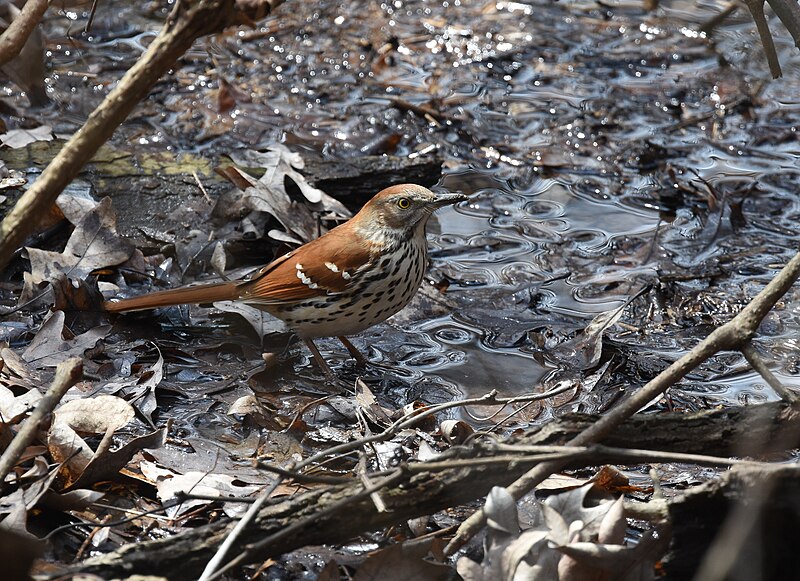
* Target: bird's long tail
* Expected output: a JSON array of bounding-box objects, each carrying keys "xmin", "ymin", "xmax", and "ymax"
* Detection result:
[{"xmin": 104, "ymin": 281, "xmax": 240, "ymax": 313}]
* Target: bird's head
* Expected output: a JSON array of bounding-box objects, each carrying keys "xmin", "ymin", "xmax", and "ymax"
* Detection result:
[{"xmin": 356, "ymin": 184, "xmax": 467, "ymax": 234}]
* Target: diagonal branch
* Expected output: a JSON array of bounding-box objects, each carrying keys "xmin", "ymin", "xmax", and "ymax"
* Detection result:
[
  {"xmin": 445, "ymin": 249, "xmax": 800, "ymax": 554},
  {"xmin": 743, "ymin": 0, "xmax": 783, "ymax": 78},
  {"xmin": 0, "ymin": 0, "xmax": 49, "ymax": 68}
]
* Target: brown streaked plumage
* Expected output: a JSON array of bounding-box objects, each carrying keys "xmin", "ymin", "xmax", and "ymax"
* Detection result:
[{"xmin": 105, "ymin": 184, "xmax": 466, "ymax": 378}]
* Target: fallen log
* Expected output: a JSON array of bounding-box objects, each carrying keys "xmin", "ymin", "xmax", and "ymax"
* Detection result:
[{"xmin": 53, "ymin": 400, "xmax": 800, "ymax": 580}]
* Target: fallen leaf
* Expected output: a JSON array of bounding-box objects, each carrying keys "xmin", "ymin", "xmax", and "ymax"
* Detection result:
[
  {"xmin": 458, "ymin": 482, "xmax": 662, "ymax": 581},
  {"xmin": 55, "ymin": 185, "xmax": 99, "ymax": 224},
  {"xmin": 355, "ymin": 380, "xmax": 392, "ymax": 427},
  {"xmin": 0, "ymin": 126, "xmax": 53, "ymax": 149},
  {"xmin": 227, "ymin": 395, "xmax": 282, "ymax": 429},
  {"xmin": 40, "ymin": 489, "xmax": 105, "ymax": 511},
  {"xmin": 439, "ymin": 419, "xmax": 474, "ymax": 444},
  {"xmin": 22, "ymin": 310, "xmax": 110, "ymax": 368},
  {"xmin": 0, "ymin": 347, "xmax": 43, "ymax": 404},
  {"xmin": 229, "ymin": 145, "xmax": 351, "ymax": 242},
  {"xmin": 139, "ymin": 460, "xmax": 263, "ymax": 518},
  {"xmin": 125, "ymin": 351, "xmax": 163, "ymax": 421},
  {"xmin": 485, "ymin": 486, "xmax": 520, "ymax": 536},
  {"xmin": 50, "ymin": 274, "xmax": 107, "ymax": 314},
  {"xmin": 47, "ymin": 395, "xmax": 136, "ymax": 487},
  {"xmin": 213, "ymin": 300, "xmax": 286, "ymax": 336},
  {"xmin": 0, "ymin": 458, "xmax": 60, "ymax": 535},
  {"xmin": 0, "ymin": 384, "xmax": 41, "ymax": 424},
  {"xmin": 21, "ymin": 197, "xmax": 134, "ymax": 305},
  {"xmin": 231, "ymin": 145, "xmax": 334, "ymax": 206},
  {"xmin": 53, "ymin": 394, "xmax": 135, "ymax": 434},
  {"xmin": 67, "ymin": 427, "xmax": 166, "ymax": 491}
]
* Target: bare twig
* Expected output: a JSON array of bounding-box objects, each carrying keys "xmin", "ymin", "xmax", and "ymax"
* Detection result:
[
  {"xmin": 0, "ymin": 0, "xmax": 49, "ymax": 68},
  {"xmin": 700, "ymin": 1, "xmax": 740, "ymax": 35},
  {"xmin": 766, "ymin": 0, "xmax": 800, "ymax": 47},
  {"xmin": 197, "ymin": 470, "xmax": 289, "ymax": 581},
  {"xmin": 445, "ymin": 250, "xmax": 800, "ymax": 555},
  {"xmin": 741, "ymin": 341, "xmax": 797, "ymax": 403},
  {"xmin": 0, "ymin": 358, "xmax": 83, "ymax": 485},
  {"xmin": 743, "ymin": 0, "xmax": 782, "ymax": 78},
  {"xmin": 292, "ymin": 382, "xmax": 575, "ymax": 473},
  {"xmin": 207, "ymin": 469, "xmax": 405, "ymax": 581},
  {"xmin": 357, "ymin": 453, "xmax": 388, "ymax": 513},
  {"xmin": 254, "ymin": 461, "xmax": 350, "ymax": 484}
]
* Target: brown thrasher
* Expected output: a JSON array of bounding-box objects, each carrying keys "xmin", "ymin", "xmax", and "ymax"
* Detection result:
[{"xmin": 105, "ymin": 184, "xmax": 466, "ymax": 378}]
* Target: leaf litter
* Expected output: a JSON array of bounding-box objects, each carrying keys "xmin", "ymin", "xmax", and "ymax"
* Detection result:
[
  {"xmin": 0, "ymin": 0, "xmax": 780, "ymax": 576},
  {"xmin": 0, "ymin": 153, "xmax": 383, "ymax": 576}
]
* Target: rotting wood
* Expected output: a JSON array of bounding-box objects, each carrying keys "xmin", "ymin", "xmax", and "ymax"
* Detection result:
[{"xmin": 54, "ymin": 400, "xmax": 800, "ymax": 580}]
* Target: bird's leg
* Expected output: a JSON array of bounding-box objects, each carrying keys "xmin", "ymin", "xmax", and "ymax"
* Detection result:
[
  {"xmin": 337, "ymin": 336, "xmax": 369, "ymax": 368},
  {"xmin": 303, "ymin": 339, "xmax": 337, "ymax": 381}
]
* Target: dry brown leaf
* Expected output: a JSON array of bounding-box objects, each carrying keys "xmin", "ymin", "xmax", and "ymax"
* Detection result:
[
  {"xmin": 0, "ymin": 458, "xmax": 60, "ymax": 536},
  {"xmin": 53, "ymin": 394, "xmax": 135, "ymax": 434},
  {"xmin": 47, "ymin": 395, "xmax": 135, "ymax": 487},
  {"xmin": 229, "ymin": 145, "xmax": 350, "ymax": 242},
  {"xmin": 139, "ymin": 460, "xmax": 263, "ymax": 518},
  {"xmin": 0, "ymin": 384, "xmax": 41, "ymax": 424},
  {"xmin": 67, "ymin": 427, "xmax": 166, "ymax": 491},
  {"xmin": 22, "ymin": 310, "xmax": 110, "ymax": 368},
  {"xmin": 439, "ymin": 419, "xmax": 474, "ymax": 444},
  {"xmin": 227, "ymin": 395, "xmax": 282, "ymax": 429},
  {"xmin": 0, "ymin": 126, "xmax": 52, "ymax": 149},
  {"xmin": 354, "ymin": 380, "xmax": 392, "ymax": 427},
  {"xmin": 21, "ymin": 197, "xmax": 134, "ymax": 305},
  {"xmin": 0, "ymin": 347, "xmax": 43, "ymax": 391}
]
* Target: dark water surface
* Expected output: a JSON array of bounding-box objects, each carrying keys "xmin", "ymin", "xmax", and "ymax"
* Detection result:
[{"xmin": 4, "ymin": 0, "xmax": 800, "ymax": 430}]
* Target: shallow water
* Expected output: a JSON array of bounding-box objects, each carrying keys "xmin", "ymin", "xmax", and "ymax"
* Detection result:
[{"xmin": 4, "ymin": 0, "xmax": 800, "ymax": 425}]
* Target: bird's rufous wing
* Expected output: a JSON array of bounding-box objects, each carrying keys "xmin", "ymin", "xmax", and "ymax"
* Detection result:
[{"xmin": 237, "ymin": 230, "xmax": 375, "ymax": 304}]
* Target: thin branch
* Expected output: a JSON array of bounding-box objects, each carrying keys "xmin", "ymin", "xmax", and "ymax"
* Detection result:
[
  {"xmin": 0, "ymin": 0, "xmax": 49, "ymax": 68},
  {"xmin": 398, "ymin": 442, "xmax": 785, "ymax": 476},
  {"xmin": 741, "ymin": 341, "xmax": 797, "ymax": 403},
  {"xmin": 743, "ymin": 0, "xmax": 782, "ymax": 78},
  {"xmin": 700, "ymin": 1, "xmax": 740, "ymax": 35},
  {"xmin": 0, "ymin": 358, "xmax": 82, "ymax": 485},
  {"xmin": 445, "ymin": 250, "xmax": 800, "ymax": 555},
  {"xmin": 208, "ymin": 469, "xmax": 405, "ymax": 581},
  {"xmin": 197, "ymin": 470, "xmax": 289, "ymax": 581},
  {"xmin": 292, "ymin": 382, "xmax": 575, "ymax": 472},
  {"xmin": 254, "ymin": 461, "xmax": 350, "ymax": 484}
]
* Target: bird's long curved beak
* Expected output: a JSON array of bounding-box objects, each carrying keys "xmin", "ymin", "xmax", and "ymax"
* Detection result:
[{"xmin": 433, "ymin": 192, "xmax": 468, "ymax": 206}]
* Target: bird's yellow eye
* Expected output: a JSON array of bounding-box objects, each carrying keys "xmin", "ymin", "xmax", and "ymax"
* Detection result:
[{"xmin": 397, "ymin": 197, "xmax": 411, "ymax": 209}]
